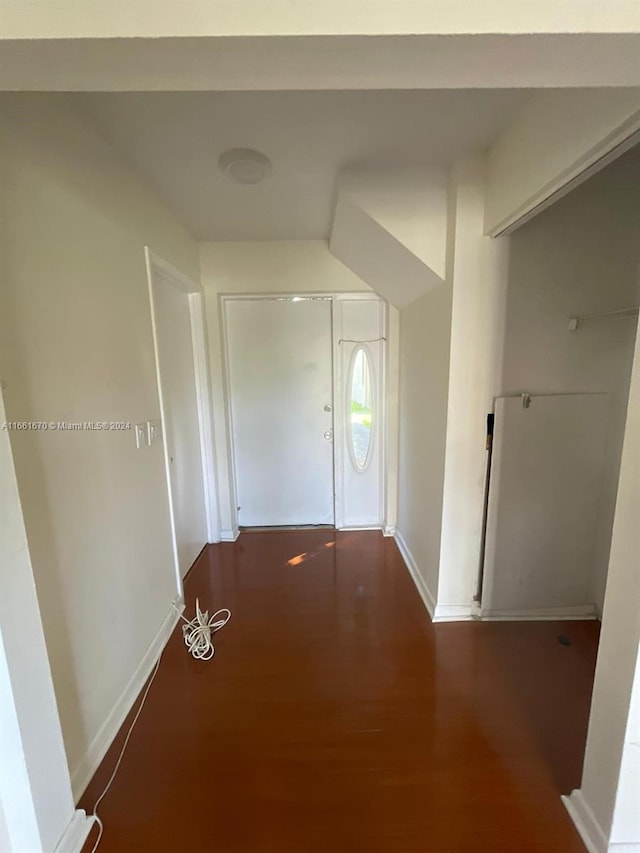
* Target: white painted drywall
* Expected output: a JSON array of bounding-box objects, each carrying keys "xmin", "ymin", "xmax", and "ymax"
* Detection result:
[
  {"xmin": 610, "ymin": 646, "xmax": 640, "ymax": 847},
  {"xmin": 500, "ymin": 144, "xmax": 640, "ymax": 615},
  {"xmin": 3, "ymin": 37, "xmax": 639, "ymax": 92},
  {"xmin": 198, "ymin": 240, "xmax": 370, "ymax": 537},
  {"xmin": 336, "ymin": 169, "xmax": 448, "ymax": 277},
  {"xmin": 573, "ymin": 305, "xmax": 640, "ymax": 845},
  {"xmin": 436, "ymin": 158, "xmax": 510, "ymax": 617},
  {"xmin": 486, "ymin": 88, "xmax": 640, "ymax": 234},
  {"xmin": 396, "ymin": 283, "xmax": 452, "ymax": 606},
  {"xmin": 0, "ymin": 94, "xmax": 200, "ymax": 791},
  {"xmin": 0, "ymin": 391, "xmax": 90, "ymax": 852},
  {"xmin": 330, "ymin": 169, "xmax": 448, "ymax": 309},
  {"xmin": 2, "ymin": 0, "xmax": 639, "ymax": 38},
  {"xmin": 330, "ymin": 194, "xmax": 444, "ymax": 310},
  {"xmin": 0, "ymin": 798, "xmax": 10, "ymax": 853}
]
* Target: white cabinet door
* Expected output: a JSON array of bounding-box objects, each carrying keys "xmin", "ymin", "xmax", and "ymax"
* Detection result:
[
  {"xmin": 225, "ymin": 298, "xmax": 334, "ymax": 527},
  {"xmin": 482, "ymin": 393, "xmax": 609, "ymax": 617}
]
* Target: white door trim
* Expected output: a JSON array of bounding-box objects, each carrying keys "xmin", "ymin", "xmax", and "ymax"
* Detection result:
[
  {"xmin": 145, "ymin": 248, "xmax": 220, "ymax": 594},
  {"xmin": 383, "ymin": 304, "xmax": 400, "ymax": 536}
]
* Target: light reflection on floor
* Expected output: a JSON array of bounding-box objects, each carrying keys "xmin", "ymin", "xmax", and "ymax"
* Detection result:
[{"xmin": 287, "ymin": 540, "xmax": 336, "ymax": 566}]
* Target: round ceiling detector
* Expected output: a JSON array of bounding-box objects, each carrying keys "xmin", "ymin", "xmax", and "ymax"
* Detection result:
[{"xmin": 218, "ymin": 148, "xmax": 272, "ymax": 184}]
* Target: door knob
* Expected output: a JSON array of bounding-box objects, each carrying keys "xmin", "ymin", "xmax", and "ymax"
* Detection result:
[
  {"xmin": 324, "ymin": 404, "xmax": 332, "ymax": 412},
  {"xmin": 323, "ymin": 430, "xmax": 333, "ymax": 441}
]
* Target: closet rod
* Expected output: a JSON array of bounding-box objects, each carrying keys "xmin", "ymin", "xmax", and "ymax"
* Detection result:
[{"xmin": 568, "ymin": 306, "xmax": 639, "ymax": 331}]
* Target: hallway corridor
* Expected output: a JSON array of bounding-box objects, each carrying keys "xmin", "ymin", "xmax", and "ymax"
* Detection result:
[{"xmin": 80, "ymin": 531, "xmax": 597, "ymax": 852}]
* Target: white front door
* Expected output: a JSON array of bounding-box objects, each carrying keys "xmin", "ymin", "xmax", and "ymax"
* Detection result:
[{"xmin": 225, "ymin": 297, "xmax": 335, "ymax": 527}]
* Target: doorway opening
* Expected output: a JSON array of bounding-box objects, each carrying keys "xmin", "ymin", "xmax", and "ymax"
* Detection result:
[
  {"xmin": 478, "ymin": 143, "xmax": 640, "ymax": 623},
  {"xmin": 221, "ymin": 293, "xmax": 388, "ymax": 532},
  {"xmin": 146, "ymin": 249, "xmax": 218, "ymax": 588}
]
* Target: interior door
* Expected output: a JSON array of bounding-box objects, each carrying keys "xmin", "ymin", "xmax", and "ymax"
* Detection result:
[
  {"xmin": 481, "ymin": 393, "xmax": 609, "ymax": 617},
  {"xmin": 151, "ymin": 269, "xmax": 208, "ymax": 577},
  {"xmin": 225, "ymin": 297, "xmax": 334, "ymax": 527}
]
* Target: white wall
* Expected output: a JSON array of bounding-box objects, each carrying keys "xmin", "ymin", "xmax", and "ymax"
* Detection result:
[
  {"xmin": 0, "ymin": 798, "xmax": 10, "ymax": 853},
  {"xmin": 436, "ymin": 158, "xmax": 510, "ymax": 618},
  {"xmin": 610, "ymin": 647, "xmax": 640, "ymax": 847},
  {"xmin": 0, "ymin": 390, "xmax": 91, "ymax": 852},
  {"xmin": 337, "ymin": 169, "xmax": 448, "ymax": 273},
  {"xmin": 500, "ymin": 143, "xmax": 640, "ymax": 614},
  {"xmin": 568, "ymin": 305, "xmax": 640, "ymax": 849},
  {"xmin": 485, "ymin": 88, "xmax": 640, "ymax": 235},
  {"xmin": 330, "ymin": 169, "xmax": 448, "ymax": 310},
  {"xmin": 3, "ymin": 0, "xmax": 639, "ymax": 38},
  {"xmin": 0, "ymin": 94, "xmax": 200, "ymax": 796},
  {"xmin": 396, "ymin": 283, "xmax": 452, "ymax": 611},
  {"xmin": 198, "ymin": 240, "xmax": 370, "ymax": 537}
]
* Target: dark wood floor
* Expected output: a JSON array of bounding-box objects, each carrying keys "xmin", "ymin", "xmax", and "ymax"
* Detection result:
[{"xmin": 80, "ymin": 530, "xmax": 598, "ymax": 852}]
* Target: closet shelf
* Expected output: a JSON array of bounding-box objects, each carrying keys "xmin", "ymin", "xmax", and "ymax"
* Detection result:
[{"xmin": 568, "ymin": 306, "xmax": 639, "ymax": 331}]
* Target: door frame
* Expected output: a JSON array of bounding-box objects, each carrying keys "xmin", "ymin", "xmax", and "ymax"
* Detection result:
[
  {"xmin": 145, "ymin": 248, "xmax": 219, "ymax": 594},
  {"xmin": 219, "ymin": 292, "xmax": 396, "ymax": 534}
]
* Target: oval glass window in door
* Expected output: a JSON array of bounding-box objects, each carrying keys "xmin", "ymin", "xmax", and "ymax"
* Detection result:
[{"xmin": 348, "ymin": 346, "xmax": 374, "ymax": 471}]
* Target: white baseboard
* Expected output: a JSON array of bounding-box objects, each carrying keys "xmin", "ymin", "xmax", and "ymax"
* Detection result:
[
  {"xmin": 70, "ymin": 603, "xmax": 181, "ymax": 802},
  {"xmin": 54, "ymin": 810, "xmax": 95, "ymax": 853},
  {"xmin": 433, "ymin": 604, "xmax": 474, "ymax": 622},
  {"xmin": 610, "ymin": 845, "xmax": 640, "ymax": 852},
  {"xmin": 383, "ymin": 525, "xmax": 396, "ymax": 537},
  {"xmin": 481, "ymin": 604, "xmax": 598, "ymax": 621},
  {"xmin": 393, "ymin": 530, "xmax": 436, "ymax": 619},
  {"xmin": 562, "ymin": 790, "xmax": 608, "ymax": 853},
  {"xmin": 220, "ymin": 526, "xmax": 239, "ymax": 542}
]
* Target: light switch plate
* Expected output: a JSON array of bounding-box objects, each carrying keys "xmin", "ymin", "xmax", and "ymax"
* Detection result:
[
  {"xmin": 134, "ymin": 422, "xmax": 148, "ymax": 449},
  {"xmin": 147, "ymin": 419, "xmax": 162, "ymax": 445}
]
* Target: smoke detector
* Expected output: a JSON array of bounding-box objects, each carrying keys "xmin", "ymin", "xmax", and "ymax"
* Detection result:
[{"xmin": 218, "ymin": 148, "xmax": 272, "ymax": 184}]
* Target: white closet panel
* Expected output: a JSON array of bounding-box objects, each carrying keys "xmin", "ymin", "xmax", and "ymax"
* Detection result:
[{"xmin": 482, "ymin": 393, "xmax": 609, "ymax": 618}]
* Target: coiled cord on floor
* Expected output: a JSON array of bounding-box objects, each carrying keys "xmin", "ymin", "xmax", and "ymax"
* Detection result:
[
  {"xmin": 175, "ymin": 598, "xmax": 231, "ymax": 660},
  {"xmin": 87, "ymin": 598, "xmax": 230, "ymax": 851}
]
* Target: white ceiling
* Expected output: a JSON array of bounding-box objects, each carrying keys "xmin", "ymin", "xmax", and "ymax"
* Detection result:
[{"xmin": 76, "ymin": 90, "xmax": 527, "ymax": 241}]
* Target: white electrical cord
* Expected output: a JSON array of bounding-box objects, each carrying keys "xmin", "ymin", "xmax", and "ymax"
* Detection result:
[
  {"xmin": 87, "ymin": 599, "xmax": 230, "ymax": 851},
  {"xmin": 175, "ymin": 599, "xmax": 232, "ymax": 660},
  {"xmin": 88, "ymin": 653, "xmax": 163, "ymax": 853}
]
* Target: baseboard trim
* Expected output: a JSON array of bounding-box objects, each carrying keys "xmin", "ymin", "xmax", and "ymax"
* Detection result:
[
  {"xmin": 54, "ymin": 810, "xmax": 95, "ymax": 853},
  {"xmin": 562, "ymin": 790, "xmax": 608, "ymax": 853},
  {"xmin": 481, "ymin": 604, "xmax": 598, "ymax": 622},
  {"xmin": 70, "ymin": 603, "xmax": 181, "ymax": 802},
  {"xmin": 393, "ymin": 530, "xmax": 436, "ymax": 619},
  {"xmin": 220, "ymin": 526, "xmax": 240, "ymax": 542},
  {"xmin": 610, "ymin": 845, "xmax": 640, "ymax": 852},
  {"xmin": 383, "ymin": 525, "xmax": 396, "ymax": 538},
  {"xmin": 433, "ymin": 604, "xmax": 474, "ymax": 622}
]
